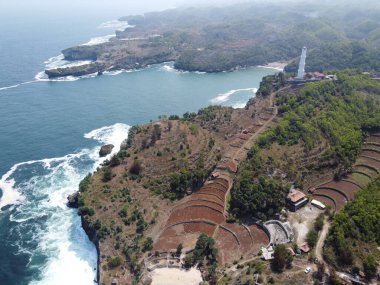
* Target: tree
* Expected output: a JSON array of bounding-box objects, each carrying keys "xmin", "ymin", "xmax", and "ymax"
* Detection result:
[
  {"xmin": 316, "ymin": 263, "xmax": 325, "ymax": 280},
  {"xmin": 102, "ymin": 166, "xmax": 112, "ymax": 182},
  {"xmin": 151, "ymin": 124, "xmax": 162, "ymax": 146},
  {"xmin": 176, "ymin": 243, "xmax": 183, "ymax": 257},
  {"xmin": 129, "ymin": 160, "xmax": 142, "ymax": 175},
  {"xmin": 143, "ymin": 237, "xmax": 153, "ymax": 252},
  {"xmin": 109, "ymin": 154, "xmax": 121, "ymax": 167},
  {"xmin": 363, "ymin": 254, "xmax": 376, "ymax": 280},
  {"xmin": 314, "ymin": 214, "xmax": 324, "ymax": 232},
  {"xmin": 307, "ymin": 229, "xmax": 319, "ymax": 248},
  {"xmin": 107, "ymin": 256, "xmax": 122, "ymax": 269},
  {"xmin": 272, "ymin": 245, "xmax": 292, "ymax": 272}
]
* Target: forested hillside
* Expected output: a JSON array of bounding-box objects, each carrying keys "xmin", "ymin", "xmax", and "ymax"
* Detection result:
[
  {"xmin": 231, "ymin": 72, "xmax": 380, "ymax": 221},
  {"xmin": 325, "ymin": 180, "xmax": 380, "ymax": 278},
  {"xmin": 120, "ymin": 2, "xmax": 380, "ymax": 72}
]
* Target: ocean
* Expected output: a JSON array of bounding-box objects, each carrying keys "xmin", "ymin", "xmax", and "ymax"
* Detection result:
[{"xmin": 0, "ymin": 6, "xmax": 277, "ymax": 285}]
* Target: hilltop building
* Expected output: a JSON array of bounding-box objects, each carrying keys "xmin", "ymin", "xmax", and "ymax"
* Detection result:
[
  {"xmin": 287, "ymin": 46, "xmax": 336, "ymax": 84},
  {"xmin": 287, "ymin": 189, "xmax": 308, "ymax": 212}
]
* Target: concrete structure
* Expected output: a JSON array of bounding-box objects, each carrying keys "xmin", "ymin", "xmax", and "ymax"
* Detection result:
[
  {"xmin": 297, "ymin": 47, "xmax": 307, "ymax": 79},
  {"xmin": 287, "ymin": 189, "xmax": 308, "ymax": 212},
  {"xmin": 262, "ymin": 246, "xmax": 275, "ymax": 260}
]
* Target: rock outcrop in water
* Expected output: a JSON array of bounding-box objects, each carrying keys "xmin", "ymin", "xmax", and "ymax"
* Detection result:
[
  {"xmin": 99, "ymin": 144, "xmax": 114, "ymax": 157},
  {"xmin": 67, "ymin": 191, "xmax": 79, "ymax": 208},
  {"xmin": 45, "ymin": 62, "xmax": 104, "ymax": 78}
]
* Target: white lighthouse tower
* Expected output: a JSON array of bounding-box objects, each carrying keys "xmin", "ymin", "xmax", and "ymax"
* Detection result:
[{"xmin": 296, "ymin": 46, "xmax": 307, "ymax": 80}]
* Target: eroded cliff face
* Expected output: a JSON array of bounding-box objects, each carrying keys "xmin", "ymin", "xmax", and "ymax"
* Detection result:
[
  {"xmin": 45, "ymin": 37, "xmax": 177, "ymax": 78},
  {"xmin": 45, "ymin": 62, "xmax": 104, "ymax": 78}
]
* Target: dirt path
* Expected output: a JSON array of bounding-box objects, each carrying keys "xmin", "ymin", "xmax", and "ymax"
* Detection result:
[
  {"xmin": 315, "ymin": 217, "xmax": 330, "ymax": 273},
  {"xmin": 232, "ymin": 91, "xmax": 279, "ymax": 162}
]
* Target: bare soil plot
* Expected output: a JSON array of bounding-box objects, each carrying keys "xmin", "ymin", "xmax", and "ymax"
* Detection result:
[
  {"xmin": 215, "ymin": 227, "xmax": 241, "ymax": 265},
  {"xmin": 167, "ymin": 206, "xmax": 225, "ymax": 225},
  {"xmin": 314, "ymin": 188, "xmax": 346, "ymax": 210}
]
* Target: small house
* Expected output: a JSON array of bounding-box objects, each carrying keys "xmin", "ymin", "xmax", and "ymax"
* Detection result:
[
  {"xmin": 299, "ymin": 242, "xmax": 311, "ymax": 253},
  {"xmin": 286, "ymin": 189, "xmax": 308, "ymax": 212},
  {"xmin": 211, "ymin": 172, "xmax": 220, "ymax": 179}
]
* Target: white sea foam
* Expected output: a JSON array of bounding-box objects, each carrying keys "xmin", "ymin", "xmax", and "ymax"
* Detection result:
[
  {"xmin": 159, "ymin": 63, "xmax": 189, "ymax": 74},
  {"xmin": 232, "ymin": 102, "xmax": 248, "ymax": 109},
  {"xmin": 257, "ymin": 65, "xmax": 285, "ymax": 72},
  {"xmin": 210, "ymin": 88, "xmax": 257, "ymax": 104},
  {"xmin": 161, "ymin": 64, "xmax": 176, "ymax": 72},
  {"xmin": 98, "ymin": 20, "xmax": 133, "ymax": 31},
  {"xmin": 0, "ymin": 80, "xmax": 38, "ymax": 92},
  {"xmin": 0, "ymin": 164, "xmax": 24, "ymax": 209},
  {"xmin": 82, "ymin": 34, "xmax": 114, "ymax": 46},
  {"xmin": 0, "ymin": 123, "xmax": 130, "ymax": 285}
]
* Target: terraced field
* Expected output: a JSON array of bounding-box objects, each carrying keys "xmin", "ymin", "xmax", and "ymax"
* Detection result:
[
  {"xmin": 312, "ymin": 133, "xmax": 380, "ymax": 211},
  {"xmin": 153, "ymin": 175, "xmax": 270, "ymax": 264}
]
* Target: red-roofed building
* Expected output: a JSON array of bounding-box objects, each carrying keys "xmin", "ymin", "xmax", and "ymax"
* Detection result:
[
  {"xmin": 287, "ymin": 189, "xmax": 308, "ymax": 211},
  {"xmin": 299, "ymin": 242, "xmax": 311, "ymax": 253}
]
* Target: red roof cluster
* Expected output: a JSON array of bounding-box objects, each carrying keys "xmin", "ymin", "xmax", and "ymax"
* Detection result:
[{"xmin": 287, "ymin": 189, "xmax": 306, "ymax": 203}]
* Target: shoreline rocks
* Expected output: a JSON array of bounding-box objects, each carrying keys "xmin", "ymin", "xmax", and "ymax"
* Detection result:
[
  {"xmin": 67, "ymin": 191, "xmax": 79, "ymax": 208},
  {"xmin": 99, "ymin": 144, "xmax": 114, "ymax": 157}
]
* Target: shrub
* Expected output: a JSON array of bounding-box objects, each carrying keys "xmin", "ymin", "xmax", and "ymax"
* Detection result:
[
  {"xmin": 78, "ymin": 207, "xmax": 95, "ymax": 216},
  {"xmin": 109, "ymin": 155, "xmax": 121, "ymax": 167},
  {"xmin": 102, "ymin": 167, "xmax": 112, "ymax": 182},
  {"xmin": 130, "ymin": 160, "xmax": 142, "ymax": 175},
  {"xmin": 307, "ymin": 229, "xmax": 319, "ymax": 248},
  {"xmin": 107, "ymin": 256, "xmax": 122, "ymax": 269},
  {"xmin": 79, "ymin": 174, "xmax": 92, "ymax": 192},
  {"xmin": 142, "ymin": 238, "xmax": 153, "ymax": 252},
  {"xmin": 363, "ymin": 254, "xmax": 376, "ymax": 280},
  {"xmin": 314, "ymin": 213, "xmax": 325, "ymax": 231},
  {"xmin": 272, "ymin": 244, "xmax": 293, "ymax": 272}
]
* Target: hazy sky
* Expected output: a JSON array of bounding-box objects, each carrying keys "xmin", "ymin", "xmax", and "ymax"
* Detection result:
[
  {"xmin": 1, "ymin": 0, "xmax": 378, "ymax": 19},
  {"xmin": 0, "ymin": 0, "xmax": 248, "ymax": 18}
]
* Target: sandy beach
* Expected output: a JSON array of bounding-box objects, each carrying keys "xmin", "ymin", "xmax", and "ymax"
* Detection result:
[
  {"xmin": 259, "ymin": 61, "xmax": 290, "ymax": 71},
  {"xmin": 150, "ymin": 268, "xmax": 203, "ymax": 285}
]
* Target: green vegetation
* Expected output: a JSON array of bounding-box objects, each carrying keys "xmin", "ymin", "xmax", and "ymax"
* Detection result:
[
  {"xmin": 102, "ymin": 167, "xmax": 113, "ymax": 182},
  {"xmin": 259, "ymin": 73, "xmax": 380, "ymax": 175},
  {"xmin": 325, "ymin": 179, "xmax": 380, "ymax": 273},
  {"xmin": 306, "ymin": 229, "xmax": 319, "ymax": 248},
  {"xmin": 363, "ymin": 254, "xmax": 377, "ymax": 280},
  {"xmin": 79, "ymin": 174, "xmax": 92, "ymax": 192},
  {"xmin": 231, "ymin": 145, "xmax": 289, "ymax": 220},
  {"xmin": 168, "ymin": 155, "xmax": 209, "ymax": 199},
  {"xmin": 176, "ymin": 243, "xmax": 183, "ymax": 257},
  {"xmin": 184, "ymin": 234, "xmax": 218, "ymax": 283},
  {"xmin": 107, "ymin": 256, "xmax": 122, "ymax": 269},
  {"xmin": 129, "ymin": 160, "xmax": 142, "ymax": 176},
  {"xmin": 272, "ymin": 244, "xmax": 293, "ymax": 272},
  {"xmin": 233, "ymin": 72, "xmax": 380, "ymax": 221},
  {"xmin": 256, "ymin": 73, "xmax": 286, "ymax": 97}
]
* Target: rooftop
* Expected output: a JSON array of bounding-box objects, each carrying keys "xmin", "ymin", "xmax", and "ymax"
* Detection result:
[{"xmin": 287, "ymin": 189, "xmax": 306, "ymax": 203}]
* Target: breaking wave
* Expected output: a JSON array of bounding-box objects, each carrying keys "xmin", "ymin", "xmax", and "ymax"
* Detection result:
[
  {"xmin": 98, "ymin": 20, "xmax": 133, "ymax": 31},
  {"xmin": 0, "ymin": 123, "xmax": 130, "ymax": 285},
  {"xmin": 82, "ymin": 34, "xmax": 115, "ymax": 46},
  {"xmin": 210, "ymin": 88, "xmax": 257, "ymax": 104}
]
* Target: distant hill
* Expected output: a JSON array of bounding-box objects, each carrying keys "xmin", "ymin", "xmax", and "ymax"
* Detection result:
[{"xmin": 47, "ymin": 2, "xmax": 380, "ymax": 76}]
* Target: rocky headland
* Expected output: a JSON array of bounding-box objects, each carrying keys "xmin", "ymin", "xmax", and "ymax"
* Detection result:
[{"xmin": 45, "ymin": 2, "xmax": 380, "ymax": 79}]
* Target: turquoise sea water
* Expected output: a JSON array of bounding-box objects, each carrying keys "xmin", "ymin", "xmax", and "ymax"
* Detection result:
[{"xmin": 0, "ymin": 8, "xmax": 277, "ymax": 285}]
